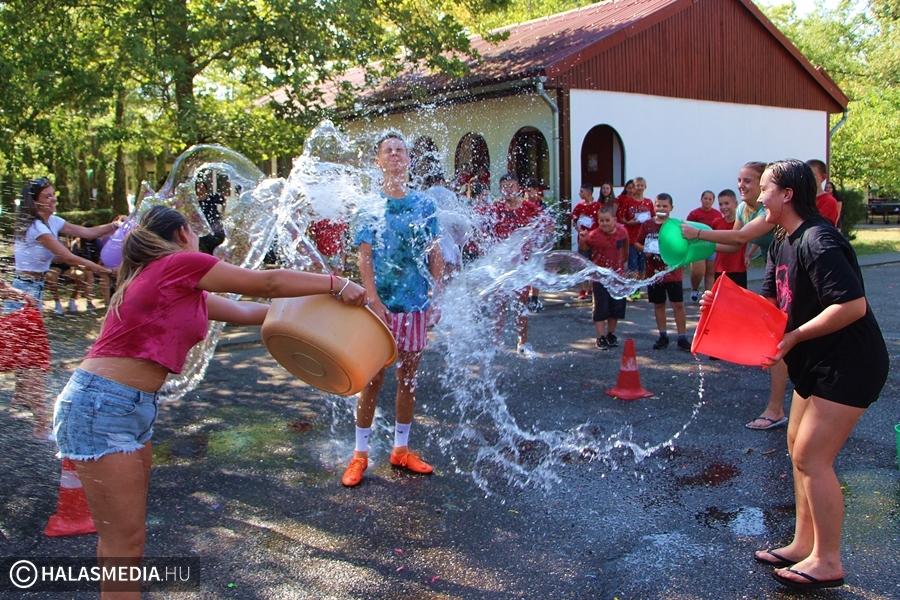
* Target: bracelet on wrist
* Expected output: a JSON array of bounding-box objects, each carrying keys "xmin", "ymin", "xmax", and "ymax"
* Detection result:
[
  {"xmin": 329, "ymin": 273, "xmax": 334, "ymax": 292},
  {"xmin": 337, "ymin": 278, "xmax": 351, "ymax": 297}
]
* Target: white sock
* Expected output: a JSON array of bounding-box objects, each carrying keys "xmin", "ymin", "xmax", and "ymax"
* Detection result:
[
  {"xmin": 355, "ymin": 426, "xmax": 371, "ymax": 453},
  {"xmin": 394, "ymin": 422, "xmax": 411, "ymax": 449}
]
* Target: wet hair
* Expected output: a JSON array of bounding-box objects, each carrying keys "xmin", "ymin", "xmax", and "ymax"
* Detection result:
[
  {"xmin": 656, "ymin": 192, "xmax": 673, "ymax": 206},
  {"xmin": 109, "ymin": 205, "xmax": 188, "ymax": 315},
  {"xmin": 580, "ymin": 183, "xmax": 594, "ymax": 193},
  {"xmin": 374, "ymin": 132, "xmax": 406, "ymax": 154},
  {"xmin": 765, "ymin": 159, "xmax": 820, "ymax": 223},
  {"xmin": 718, "ymin": 188, "xmax": 737, "ymax": 199},
  {"xmin": 806, "ymin": 159, "xmax": 827, "ymax": 179},
  {"xmin": 15, "ymin": 177, "xmax": 53, "ymax": 239},
  {"xmin": 499, "ymin": 173, "xmax": 519, "ymax": 185}
]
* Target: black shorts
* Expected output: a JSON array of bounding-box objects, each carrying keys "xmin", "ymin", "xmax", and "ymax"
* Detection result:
[
  {"xmin": 647, "ymin": 281, "xmax": 683, "ymax": 304},
  {"xmin": 591, "ymin": 282, "xmax": 626, "ymax": 321},
  {"xmin": 715, "ymin": 271, "xmax": 748, "ymax": 289}
]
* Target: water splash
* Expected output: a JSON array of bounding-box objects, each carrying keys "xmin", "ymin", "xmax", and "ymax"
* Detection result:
[{"xmin": 120, "ymin": 121, "xmax": 705, "ymax": 493}]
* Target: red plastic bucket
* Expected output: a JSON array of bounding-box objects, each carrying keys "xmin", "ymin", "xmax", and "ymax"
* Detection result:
[{"xmin": 691, "ymin": 275, "xmax": 787, "ymax": 366}]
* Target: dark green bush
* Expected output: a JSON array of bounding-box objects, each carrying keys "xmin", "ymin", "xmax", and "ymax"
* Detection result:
[{"xmin": 836, "ymin": 188, "xmax": 866, "ymax": 240}]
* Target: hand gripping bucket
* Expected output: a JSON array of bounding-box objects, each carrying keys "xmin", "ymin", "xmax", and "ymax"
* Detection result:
[
  {"xmin": 659, "ymin": 218, "xmax": 715, "ymax": 268},
  {"xmin": 690, "ymin": 275, "xmax": 787, "ymax": 366}
]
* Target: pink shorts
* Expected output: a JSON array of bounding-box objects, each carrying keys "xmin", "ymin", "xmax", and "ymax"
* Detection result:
[{"xmin": 390, "ymin": 311, "xmax": 428, "ymax": 353}]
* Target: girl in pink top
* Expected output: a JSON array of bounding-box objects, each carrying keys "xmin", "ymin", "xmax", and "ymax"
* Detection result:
[{"xmin": 53, "ymin": 206, "xmax": 366, "ymax": 598}]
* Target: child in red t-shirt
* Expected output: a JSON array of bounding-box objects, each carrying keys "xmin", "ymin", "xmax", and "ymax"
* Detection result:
[
  {"xmin": 711, "ymin": 189, "xmax": 748, "ymax": 288},
  {"xmin": 635, "ymin": 193, "xmax": 689, "ymax": 351},
  {"xmin": 578, "ymin": 206, "xmax": 628, "ymax": 349},
  {"xmin": 686, "ymin": 190, "xmax": 722, "ymax": 301},
  {"xmin": 572, "ymin": 183, "xmax": 600, "ymax": 300}
]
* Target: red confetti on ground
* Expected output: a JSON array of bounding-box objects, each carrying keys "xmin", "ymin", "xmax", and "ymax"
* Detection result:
[{"xmin": 394, "ymin": 548, "xmax": 403, "ymax": 554}]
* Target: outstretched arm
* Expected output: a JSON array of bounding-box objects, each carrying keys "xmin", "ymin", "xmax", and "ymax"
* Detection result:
[{"xmin": 206, "ymin": 295, "xmax": 270, "ymax": 325}]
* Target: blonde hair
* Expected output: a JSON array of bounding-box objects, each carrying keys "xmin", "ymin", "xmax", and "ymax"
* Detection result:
[
  {"xmin": 739, "ymin": 161, "xmax": 767, "ymax": 223},
  {"xmin": 108, "ymin": 206, "xmax": 187, "ymax": 317}
]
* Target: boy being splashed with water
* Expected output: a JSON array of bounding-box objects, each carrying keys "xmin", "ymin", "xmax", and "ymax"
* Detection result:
[{"xmin": 342, "ymin": 133, "xmax": 444, "ymax": 487}]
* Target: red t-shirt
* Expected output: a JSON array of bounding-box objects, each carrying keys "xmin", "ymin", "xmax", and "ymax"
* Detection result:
[
  {"xmin": 584, "ymin": 224, "xmax": 628, "ymax": 274},
  {"xmin": 480, "ymin": 199, "xmax": 549, "ymax": 241},
  {"xmin": 712, "ymin": 217, "xmax": 746, "ymax": 274},
  {"xmin": 815, "ymin": 193, "xmax": 839, "ymax": 226},
  {"xmin": 617, "ymin": 196, "xmax": 656, "ymax": 244},
  {"xmin": 686, "ymin": 207, "xmax": 723, "ymax": 229},
  {"xmin": 87, "ymin": 252, "xmax": 218, "ymax": 373},
  {"xmin": 571, "ymin": 201, "xmax": 600, "ymax": 232},
  {"xmin": 637, "ymin": 219, "xmax": 682, "ymax": 282},
  {"xmin": 309, "ymin": 219, "xmax": 347, "ymax": 256}
]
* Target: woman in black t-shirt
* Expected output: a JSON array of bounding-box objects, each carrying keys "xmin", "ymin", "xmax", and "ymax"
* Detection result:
[{"xmin": 710, "ymin": 159, "xmax": 888, "ymax": 591}]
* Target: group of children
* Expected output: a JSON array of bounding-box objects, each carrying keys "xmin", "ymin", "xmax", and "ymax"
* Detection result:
[{"xmin": 574, "ymin": 180, "xmax": 691, "ymax": 351}]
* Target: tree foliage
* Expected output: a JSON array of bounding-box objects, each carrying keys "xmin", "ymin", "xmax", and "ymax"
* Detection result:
[{"xmin": 763, "ymin": 0, "xmax": 900, "ymax": 196}]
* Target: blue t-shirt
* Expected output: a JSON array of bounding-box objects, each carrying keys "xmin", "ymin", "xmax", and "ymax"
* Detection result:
[{"xmin": 353, "ymin": 190, "xmax": 439, "ymax": 313}]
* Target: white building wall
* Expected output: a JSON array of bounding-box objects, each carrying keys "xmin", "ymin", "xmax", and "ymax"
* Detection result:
[
  {"xmin": 570, "ymin": 89, "xmax": 829, "ymax": 221},
  {"xmin": 344, "ymin": 92, "xmax": 555, "ymax": 195}
]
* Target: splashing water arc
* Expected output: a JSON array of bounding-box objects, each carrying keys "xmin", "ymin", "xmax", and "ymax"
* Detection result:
[{"xmin": 136, "ymin": 122, "xmax": 702, "ymax": 494}]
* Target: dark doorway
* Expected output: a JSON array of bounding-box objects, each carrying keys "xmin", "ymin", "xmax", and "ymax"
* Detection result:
[{"xmin": 580, "ymin": 125, "xmax": 625, "ymax": 188}]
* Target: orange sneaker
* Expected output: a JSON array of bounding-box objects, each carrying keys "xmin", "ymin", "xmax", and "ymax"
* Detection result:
[
  {"xmin": 341, "ymin": 456, "xmax": 368, "ymax": 487},
  {"xmin": 389, "ymin": 451, "xmax": 433, "ymax": 474}
]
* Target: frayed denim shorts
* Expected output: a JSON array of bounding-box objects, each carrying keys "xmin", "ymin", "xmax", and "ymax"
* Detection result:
[
  {"xmin": 54, "ymin": 368, "xmax": 159, "ymax": 461},
  {"xmin": 4, "ymin": 275, "xmax": 44, "ymax": 314}
]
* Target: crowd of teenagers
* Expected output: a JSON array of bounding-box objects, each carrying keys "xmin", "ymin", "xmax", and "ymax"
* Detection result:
[{"xmin": 2, "ymin": 141, "xmax": 888, "ymax": 595}]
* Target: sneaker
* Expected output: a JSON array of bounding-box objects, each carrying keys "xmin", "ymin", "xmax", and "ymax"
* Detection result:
[
  {"xmin": 596, "ymin": 336, "xmax": 610, "ymax": 350},
  {"xmin": 389, "ymin": 451, "xmax": 433, "ymax": 474},
  {"xmin": 341, "ymin": 456, "xmax": 368, "ymax": 487},
  {"xmin": 628, "ymin": 290, "xmax": 642, "ymax": 302},
  {"xmin": 54, "ymin": 300, "xmax": 63, "ymax": 315},
  {"xmin": 68, "ymin": 299, "xmax": 78, "ymax": 313},
  {"xmin": 652, "ymin": 335, "xmax": 670, "ymax": 350},
  {"xmin": 517, "ymin": 342, "xmax": 539, "ymax": 359},
  {"xmin": 578, "ymin": 289, "xmax": 588, "ymax": 300},
  {"xmin": 677, "ymin": 337, "xmax": 691, "ymax": 352},
  {"xmin": 605, "ymin": 333, "xmax": 619, "ymax": 348},
  {"xmin": 690, "ymin": 289, "xmax": 700, "ymax": 302}
]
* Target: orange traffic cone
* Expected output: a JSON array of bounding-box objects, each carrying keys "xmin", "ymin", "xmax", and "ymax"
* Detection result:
[
  {"xmin": 44, "ymin": 458, "xmax": 96, "ymax": 537},
  {"xmin": 605, "ymin": 338, "xmax": 653, "ymax": 400}
]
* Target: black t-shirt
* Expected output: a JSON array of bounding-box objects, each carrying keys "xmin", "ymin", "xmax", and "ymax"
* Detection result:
[{"xmin": 761, "ymin": 219, "xmax": 887, "ymax": 402}]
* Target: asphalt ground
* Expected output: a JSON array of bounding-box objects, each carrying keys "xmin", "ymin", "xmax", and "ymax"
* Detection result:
[{"xmin": 1, "ymin": 259, "xmax": 898, "ymax": 599}]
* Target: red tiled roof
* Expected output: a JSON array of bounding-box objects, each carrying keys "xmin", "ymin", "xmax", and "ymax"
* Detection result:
[{"xmin": 255, "ymin": 0, "xmax": 847, "ymax": 111}]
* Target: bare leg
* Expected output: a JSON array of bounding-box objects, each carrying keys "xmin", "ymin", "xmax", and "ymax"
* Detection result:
[
  {"xmin": 515, "ymin": 289, "xmax": 530, "ymax": 345},
  {"xmin": 653, "ymin": 303, "xmax": 667, "ymax": 332},
  {"xmin": 772, "ymin": 394, "xmax": 864, "ymax": 584},
  {"xmin": 747, "ymin": 359, "xmax": 788, "ymax": 428},
  {"xmin": 607, "ymin": 318, "xmax": 618, "ymax": 335},
  {"xmin": 76, "ymin": 444, "xmax": 153, "ymax": 599},
  {"xmin": 704, "ymin": 260, "xmax": 716, "ymax": 292},
  {"xmin": 13, "ymin": 368, "xmax": 49, "ymax": 438},
  {"xmin": 689, "ymin": 261, "xmax": 704, "ymax": 291},
  {"xmin": 672, "ymin": 301, "xmax": 687, "ymax": 335},
  {"xmin": 394, "ymin": 350, "xmax": 422, "ymax": 427}
]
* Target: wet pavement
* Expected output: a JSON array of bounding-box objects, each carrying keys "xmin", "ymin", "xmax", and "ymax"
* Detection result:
[{"xmin": 1, "ymin": 260, "xmax": 898, "ymax": 599}]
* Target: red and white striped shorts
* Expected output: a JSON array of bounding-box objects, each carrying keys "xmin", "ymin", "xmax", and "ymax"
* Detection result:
[{"xmin": 389, "ymin": 311, "xmax": 428, "ymax": 353}]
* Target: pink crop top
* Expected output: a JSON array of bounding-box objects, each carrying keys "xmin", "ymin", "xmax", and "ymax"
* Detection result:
[{"xmin": 87, "ymin": 252, "xmax": 219, "ymax": 373}]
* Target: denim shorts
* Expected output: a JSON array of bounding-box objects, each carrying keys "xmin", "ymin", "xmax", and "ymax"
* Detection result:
[
  {"xmin": 54, "ymin": 368, "xmax": 159, "ymax": 460},
  {"xmin": 3, "ymin": 276, "xmax": 44, "ymax": 314}
]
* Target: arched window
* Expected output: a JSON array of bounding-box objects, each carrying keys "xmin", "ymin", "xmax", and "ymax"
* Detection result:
[
  {"xmin": 508, "ymin": 127, "xmax": 549, "ymax": 186},
  {"xmin": 580, "ymin": 125, "xmax": 625, "ymax": 187},
  {"xmin": 453, "ymin": 133, "xmax": 490, "ymax": 191}
]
